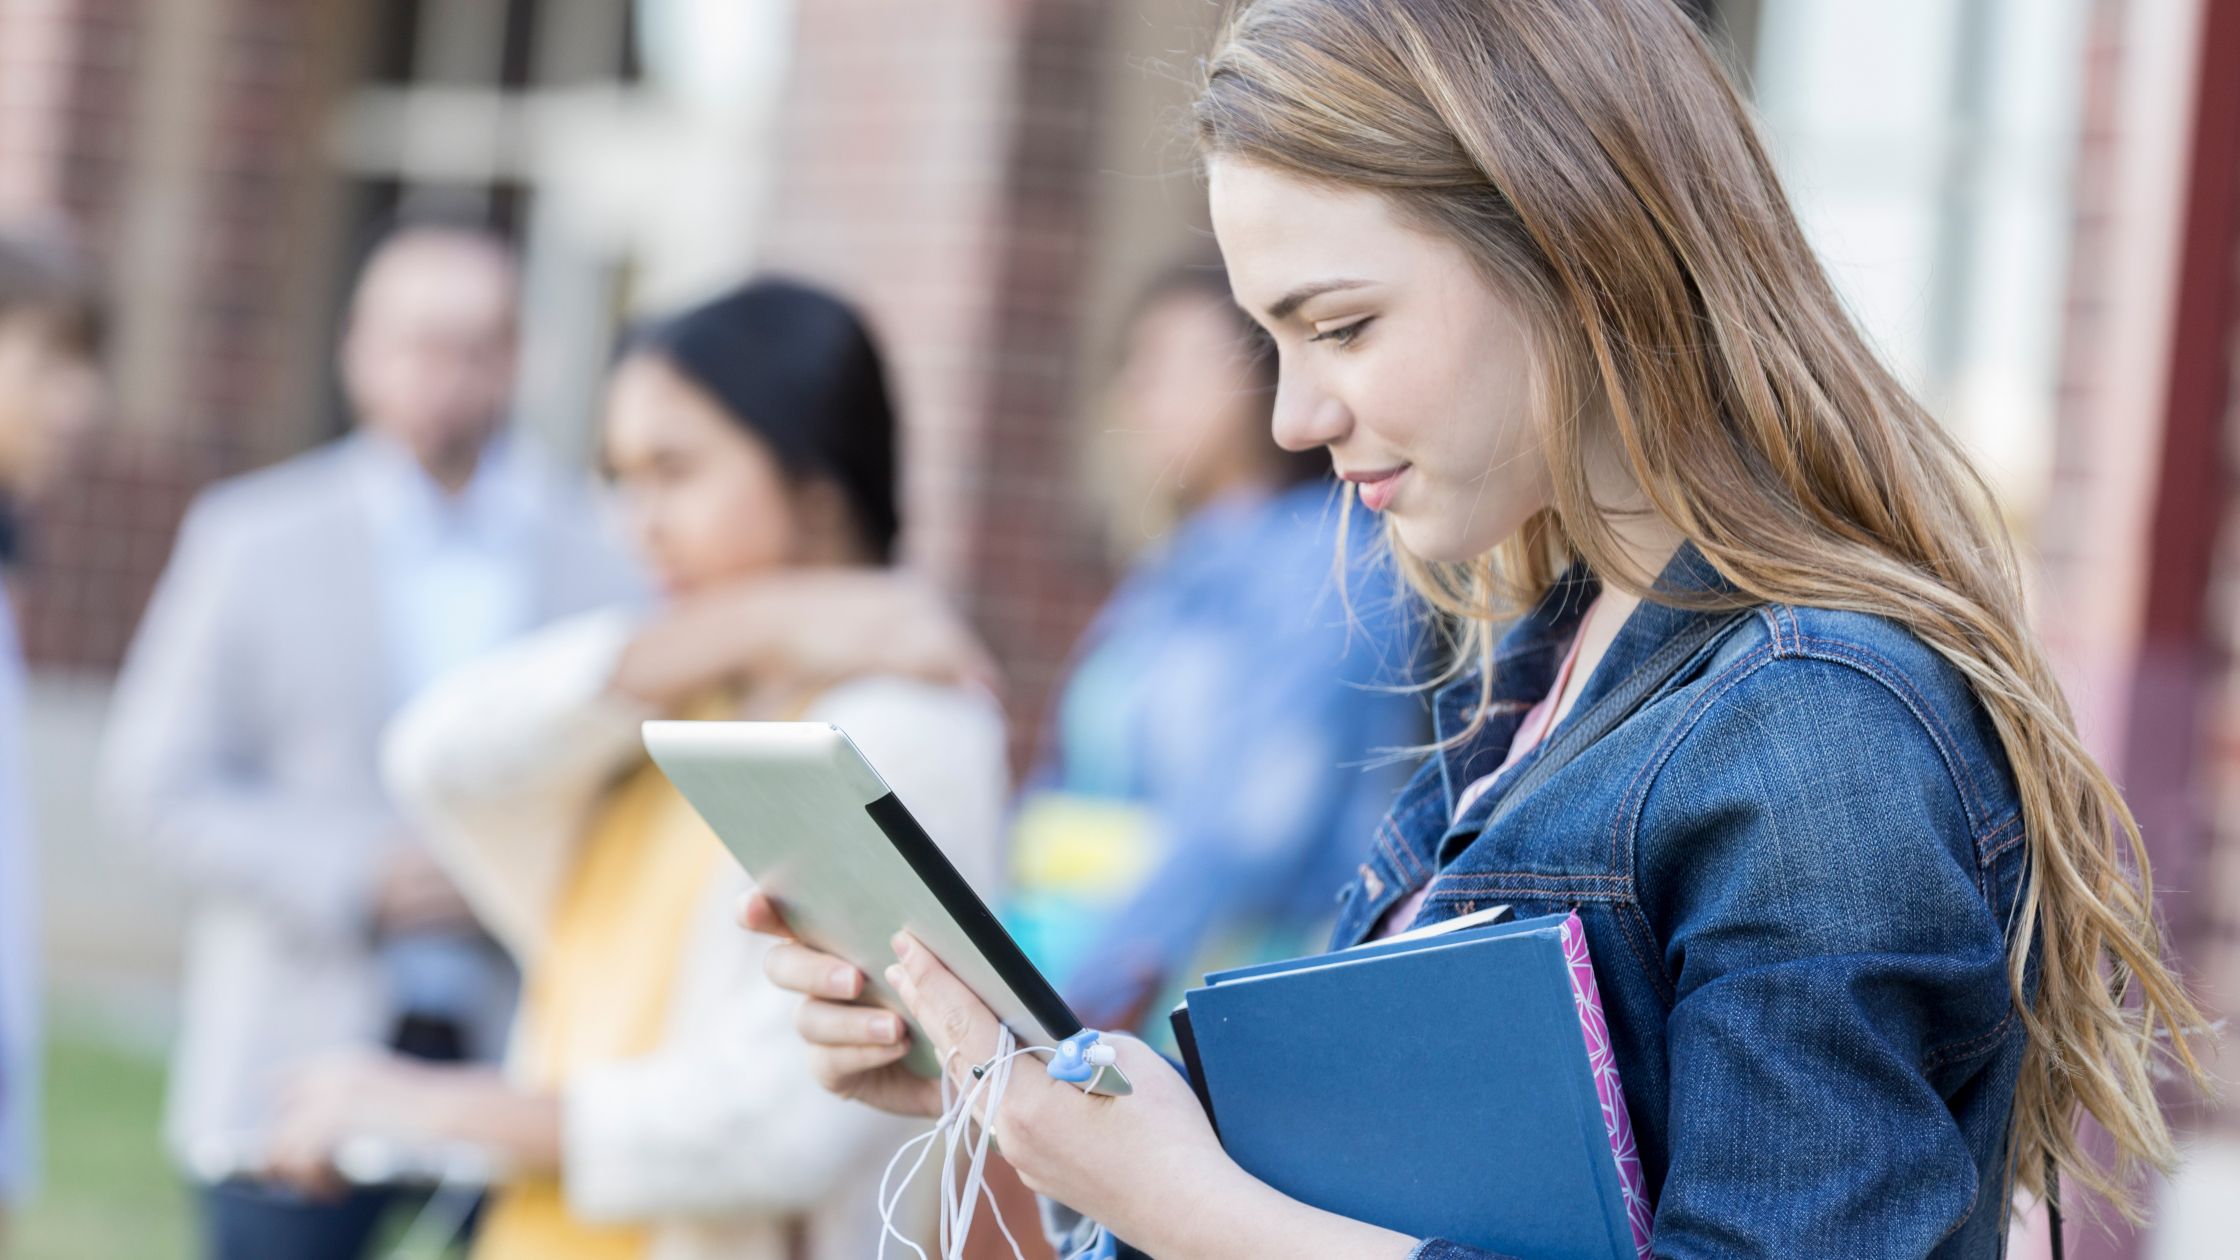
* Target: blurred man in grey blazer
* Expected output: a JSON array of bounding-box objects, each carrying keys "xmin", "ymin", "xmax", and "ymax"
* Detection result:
[{"xmin": 103, "ymin": 221, "xmax": 641, "ymax": 1259}]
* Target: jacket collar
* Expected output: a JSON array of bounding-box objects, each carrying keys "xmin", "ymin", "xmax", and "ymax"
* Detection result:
[{"xmin": 1426, "ymin": 542, "xmax": 1745, "ymax": 815}]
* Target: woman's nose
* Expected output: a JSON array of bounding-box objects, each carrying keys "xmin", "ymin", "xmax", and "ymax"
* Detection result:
[{"xmin": 1270, "ymin": 373, "xmax": 1350, "ymax": 453}]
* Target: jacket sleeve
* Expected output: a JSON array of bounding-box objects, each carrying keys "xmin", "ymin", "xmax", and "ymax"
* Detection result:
[
  {"xmin": 100, "ymin": 496, "xmax": 393, "ymax": 946},
  {"xmin": 1630, "ymin": 655, "xmax": 2016, "ymax": 1259},
  {"xmin": 557, "ymin": 679, "xmax": 1011, "ymax": 1220},
  {"xmin": 1411, "ymin": 657, "xmax": 2014, "ymax": 1260},
  {"xmin": 381, "ymin": 608, "xmax": 653, "ymax": 960}
]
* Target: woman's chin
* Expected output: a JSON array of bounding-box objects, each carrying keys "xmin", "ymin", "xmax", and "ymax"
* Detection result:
[
  {"xmin": 1388, "ymin": 515, "xmax": 1491, "ymax": 567},
  {"xmin": 1389, "ymin": 504, "xmax": 1543, "ymax": 567}
]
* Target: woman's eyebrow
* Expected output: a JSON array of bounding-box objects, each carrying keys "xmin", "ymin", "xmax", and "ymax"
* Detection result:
[{"xmin": 1264, "ymin": 278, "xmax": 1373, "ymax": 322}]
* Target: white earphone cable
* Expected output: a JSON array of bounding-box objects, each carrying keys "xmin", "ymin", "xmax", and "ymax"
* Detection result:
[{"xmin": 875, "ymin": 1026, "xmax": 1112, "ymax": 1260}]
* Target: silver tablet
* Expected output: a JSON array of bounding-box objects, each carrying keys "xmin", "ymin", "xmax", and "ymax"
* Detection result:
[{"xmin": 644, "ymin": 720, "xmax": 1116, "ymax": 1089}]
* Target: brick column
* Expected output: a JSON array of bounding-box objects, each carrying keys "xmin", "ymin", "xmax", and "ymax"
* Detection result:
[
  {"xmin": 2174, "ymin": 0, "xmax": 2240, "ymax": 1128},
  {"xmin": 759, "ymin": 0, "xmax": 1114, "ymax": 770},
  {"xmin": 2030, "ymin": 0, "xmax": 2240, "ymax": 1254}
]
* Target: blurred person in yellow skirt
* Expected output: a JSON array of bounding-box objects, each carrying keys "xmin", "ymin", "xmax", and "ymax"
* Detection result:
[{"xmin": 261, "ymin": 278, "xmax": 1009, "ymax": 1260}]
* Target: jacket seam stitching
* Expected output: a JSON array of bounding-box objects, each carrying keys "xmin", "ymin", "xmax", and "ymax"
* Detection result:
[
  {"xmin": 1378, "ymin": 817, "xmax": 1429, "ymax": 884},
  {"xmin": 1979, "ymin": 815, "xmax": 2026, "ymax": 867},
  {"xmin": 1617, "ymin": 904, "xmax": 1669, "ymax": 1016},
  {"xmin": 1616, "ymin": 640, "xmax": 1782, "ymax": 1005},
  {"xmin": 1924, "ymin": 1005, "xmax": 2017, "ymax": 1069},
  {"xmin": 1369, "ymin": 830, "xmax": 1400, "ymax": 891},
  {"xmin": 1925, "ymin": 1180, "xmax": 1980, "ymax": 1254},
  {"xmin": 1612, "ymin": 640, "xmax": 1780, "ymax": 878},
  {"xmin": 1429, "ymin": 871, "xmax": 1628, "ymax": 884},
  {"xmin": 1787, "ymin": 632, "xmax": 2002, "ymax": 846},
  {"xmin": 1756, "ymin": 605, "xmax": 1786, "ymax": 656},
  {"xmin": 1776, "ymin": 636, "xmax": 2025, "ymax": 1074},
  {"xmin": 1425, "ymin": 884, "xmax": 1630, "ymax": 904}
]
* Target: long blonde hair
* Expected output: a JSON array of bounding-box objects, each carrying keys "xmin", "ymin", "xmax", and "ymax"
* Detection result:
[{"xmin": 1196, "ymin": 0, "xmax": 2208, "ymax": 1215}]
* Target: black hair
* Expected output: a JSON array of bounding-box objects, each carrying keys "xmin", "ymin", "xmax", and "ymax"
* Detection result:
[
  {"xmin": 630, "ymin": 278, "xmax": 902, "ymax": 563},
  {"xmin": 0, "ymin": 229, "xmax": 102, "ymax": 357},
  {"xmin": 0, "ymin": 228, "xmax": 102, "ymax": 564}
]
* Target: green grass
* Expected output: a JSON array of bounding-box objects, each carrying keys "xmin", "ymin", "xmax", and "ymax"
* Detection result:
[
  {"xmin": 11, "ymin": 1013, "xmax": 472, "ymax": 1260},
  {"xmin": 13, "ymin": 1015, "xmax": 191, "ymax": 1260}
]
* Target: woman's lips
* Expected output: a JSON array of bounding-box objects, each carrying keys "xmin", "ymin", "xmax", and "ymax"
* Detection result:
[{"xmin": 1343, "ymin": 465, "xmax": 1408, "ymax": 512}]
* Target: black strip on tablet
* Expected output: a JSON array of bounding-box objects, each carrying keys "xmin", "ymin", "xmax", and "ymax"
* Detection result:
[{"xmin": 863, "ymin": 792, "xmax": 1084, "ymax": 1041}]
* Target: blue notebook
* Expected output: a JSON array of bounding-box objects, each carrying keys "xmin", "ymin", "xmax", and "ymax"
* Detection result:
[{"xmin": 1175, "ymin": 912, "xmax": 1644, "ymax": 1260}]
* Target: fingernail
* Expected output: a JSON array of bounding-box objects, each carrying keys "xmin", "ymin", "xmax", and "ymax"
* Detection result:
[
  {"xmin": 828, "ymin": 964, "xmax": 857, "ymax": 994},
  {"xmin": 875, "ymin": 1014, "xmax": 902, "ymax": 1042},
  {"xmin": 890, "ymin": 932, "xmax": 914, "ymax": 962},
  {"xmin": 884, "ymin": 964, "xmax": 908, "ymax": 991}
]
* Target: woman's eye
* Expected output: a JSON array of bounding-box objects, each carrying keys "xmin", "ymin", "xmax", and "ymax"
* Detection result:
[
  {"xmin": 1308, "ymin": 317, "xmax": 1374, "ymax": 348},
  {"xmin": 647, "ymin": 452, "xmax": 696, "ymax": 484}
]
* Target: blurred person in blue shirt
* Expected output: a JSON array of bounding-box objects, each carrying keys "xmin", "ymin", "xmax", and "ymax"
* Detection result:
[
  {"xmin": 0, "ymin": 227, "xmax": 103, "ymax": 1241},
  {"xmin": 1006, "ymin": 262, "xmax": 1425, "ymax": 1034},
  {"xmin": 101, "ymin": 219, "xmax": 640, "ymax": 1260}
]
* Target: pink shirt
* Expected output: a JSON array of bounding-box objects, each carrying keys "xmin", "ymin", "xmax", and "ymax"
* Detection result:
[{"xmin": 1372, "ymin": 605, "xmax": 1596, "ymax": 939}]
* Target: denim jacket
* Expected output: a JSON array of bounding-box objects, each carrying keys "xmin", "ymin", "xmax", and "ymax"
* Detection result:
[{"xmin": 1362, "ymin": 547, "xmax": 2030, "ymax": 1260}]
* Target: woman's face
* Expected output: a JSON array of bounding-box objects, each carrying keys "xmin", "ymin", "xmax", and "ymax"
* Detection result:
[
  {"xmin": 1208, "ymin": 158, "xmax": 1552, "ymax": 564},
  {"xmin": 602, "ymin": 354, "xmax": 805, "ymax": 596},
  {"xmin": 1110, "ymin": 289, "xmax": 1274, "ymax": 504},
  {"xmin": 0, "ymin": 315, "xmax": 100, "ymax": 500}
]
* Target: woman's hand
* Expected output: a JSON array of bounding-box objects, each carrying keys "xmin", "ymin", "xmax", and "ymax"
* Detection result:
[
  {"xmin": 263, "ymin": 1051, "xmax": 425, "ymax": 1196},
  {"xmin": 615, "ymin": 570, "xmax": 1000, "ymax": 710},
  {"xmin": 743, "ymin": 892, "xmax": 1418, "ymax": 1260},
  {"xmin": 262, "ymin": 1053, "xmax": 561, "ymax": 1195},
  {"xmin": 748, "ymin": 570, "xmax": 1001, "ymax": 694},
  {"xmin": 747, "ymin": 886, "xmax": 1236, "ymax": 1241},
  {"xmin": 743, "ymin": 891, "xmax": 944, "ymax": 1118},
  {"xmin": 877, "ymin": 928, "xmax": 1240, "ymax": 1248}
]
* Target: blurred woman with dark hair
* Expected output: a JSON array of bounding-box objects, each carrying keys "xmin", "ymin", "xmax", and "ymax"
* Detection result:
[{"xmin": 265, "ymin": 278, "xmax": 1007, "ymax": 1260}]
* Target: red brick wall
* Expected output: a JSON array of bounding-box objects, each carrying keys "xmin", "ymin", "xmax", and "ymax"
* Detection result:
[
  {"xmin": 758, "ymin": 0, "xmax": 1116, "ymax": 766},
  {"xmin": 2034, "ymin": 0, "xmax": 2124, "ymax": 635},
  {"xmin": 8, "ymin": 0, "xmax": 348, "ymax": 670},
  {"xmin": 2171, "ymin": 0, "xmax": 2240, "ymax": 1134},
  {"xmin": 2032, "ymin": 0, "xmax": 2240, "ymax": 1254},
  {"xmin": 6, "ymin": 0, "xmax": 168, "ymax": 672},
  {"xmin": 964, "ymin": 0, "xmax": 1115, "ymax": 763}
]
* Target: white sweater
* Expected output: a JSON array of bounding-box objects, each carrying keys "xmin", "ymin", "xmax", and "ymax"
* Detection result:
[{"xmin": 384, "ymin": 608, "xmax": 1011, "ymax": 1260}]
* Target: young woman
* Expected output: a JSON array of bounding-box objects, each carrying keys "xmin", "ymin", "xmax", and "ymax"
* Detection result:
[
  {"xmin": 1007, "ymin": 260, "xmax": 1421, "ymax": 1036},
  {"xmin": 265, "ymin": 278, "xmax": 1009, "ymax": 1260},
  {"xmin": 747, "ymin": 3, "xmax": 2206, "ymax": 1258}
]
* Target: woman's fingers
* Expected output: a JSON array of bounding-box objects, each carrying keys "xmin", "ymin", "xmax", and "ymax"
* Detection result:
[
  {"xmin": 737, "ymin": 890, "xmax": 797, "ymax": 940},
  {"xmin": 763, "ymin": 939, "xmax": 866, "ymax": 1001},
  {"xmin": 815, "ymin": 1043, "xmax": 916, "ymax": 1089},
  {"xmin": 794, "ymin": 997, "xmax": 907, "ymax": 1048},
  {"xmin": 889, "ymin": 932, "xmax": 1004, "ymax": 1086}
]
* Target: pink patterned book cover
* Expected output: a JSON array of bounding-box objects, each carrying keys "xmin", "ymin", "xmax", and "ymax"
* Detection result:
[{"xmin": 1557, "ymin": 911, "xmax": 1654, "ymax": 1259}]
